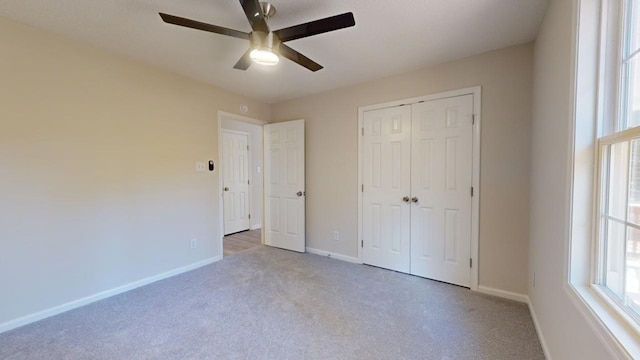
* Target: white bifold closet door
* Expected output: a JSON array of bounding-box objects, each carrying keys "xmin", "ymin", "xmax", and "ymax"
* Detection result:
[{"xmin": 362, "ymin": 95, "xmax": 474, "ymax": 287}]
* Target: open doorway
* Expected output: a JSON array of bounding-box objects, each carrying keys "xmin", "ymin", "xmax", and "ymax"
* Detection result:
[{"xmin": 218, "ymin": 111, "xmax": 264, "ymax": 257}]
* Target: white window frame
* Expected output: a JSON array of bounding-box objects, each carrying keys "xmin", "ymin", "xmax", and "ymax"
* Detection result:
[
  {"xmin": 569, "ymin": 0, "xmax": 640, "ymax": 358},
  {"xmin": 619, "ymin": 0, "xmax": 640, "ymax": 131},
  {"xmin": 593, "ymin": 0, "xmax": 640, "ymax": 323},
  {"xmin": 594, "ymin": 127, "xmax": 640, "ymax": 323}
]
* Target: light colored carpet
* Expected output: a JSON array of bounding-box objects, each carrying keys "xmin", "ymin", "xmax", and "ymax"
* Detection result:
[{"xmin": 0, "ymin": 246, "xmax": 544, "ymax": 359}]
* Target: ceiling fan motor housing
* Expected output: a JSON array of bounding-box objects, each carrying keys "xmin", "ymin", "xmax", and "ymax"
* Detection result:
[{"xmin": 250, "ymin": 31, "xmax": 279, "ymax": 53}]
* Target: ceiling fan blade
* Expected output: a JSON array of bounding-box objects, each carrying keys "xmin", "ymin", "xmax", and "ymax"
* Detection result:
[
  {"xmin": 233, "ymin": 49, "xmax": 253, "ymax": 70},
  {"xmin": 277, "ymin": 43, "xmax": 323, "ymax": 72},
  {"xmin": 239, "ymin": 0, "xmax": 270, "ymax": 33},
  {"xmin": 274, "ymin": 12, "xmax": 355, "ymax": 43},
  {"xmin": 159, "ymin": 13, "xmax": 250, "ymax": 40}
]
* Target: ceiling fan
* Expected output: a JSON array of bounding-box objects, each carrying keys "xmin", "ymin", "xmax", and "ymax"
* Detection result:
[{"xmin": 159, "ymin": 0, "xmax": 355, "ymax": 72}]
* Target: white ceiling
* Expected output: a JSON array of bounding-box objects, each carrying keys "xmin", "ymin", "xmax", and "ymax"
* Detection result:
[{"xmin": 0, "ymin": 0, "xmax": 549, "ymax": 104}]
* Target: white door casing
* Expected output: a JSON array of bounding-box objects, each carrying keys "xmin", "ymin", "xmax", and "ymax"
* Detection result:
[
  {"xmin": 264, "ymin": 120, "xmax": 305, "ymax": 253},
  {"xmin": 222, "ymin": 131, "xmax": 251, "ymax": 235},
  {"xmin": 362, "ymin": 106, "xmax": 412, "ymax": 273},
  {"xmin": 410, "ymin": 95, "xmax": 474, "ymax": 287}
]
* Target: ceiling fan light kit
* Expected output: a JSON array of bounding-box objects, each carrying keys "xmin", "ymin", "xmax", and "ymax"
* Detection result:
[
  {"xmin": 250, "ymin": 48, "xmax": 279, "ymax": 66},
  {"xmin": 248, "ymin": 31, "xmax": 279, "ymax": 66},
  {"xmin": 159, "ymin": 0, "xmax": 355, "ymax": 72}
]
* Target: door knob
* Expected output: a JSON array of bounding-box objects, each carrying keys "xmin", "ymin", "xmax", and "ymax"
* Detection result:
[
  {"xmin": 411, "ymin": 197, "xmax": 419, "ymax": 203},
  {"xmin": 224, "ymin": 187, "xmax": 229, "ymax": 191},
  {"xmin": 402, "ymin": 196, "xmax": 410, "ymax": 203},
  {"xmin": 297, "ymin": 191, "xmax": 303, "ymax": 197}
]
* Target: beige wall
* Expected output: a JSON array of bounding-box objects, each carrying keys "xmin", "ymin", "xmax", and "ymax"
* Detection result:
[
  {"xmin": 0, "ymin": 17, "xmax": 270, "ymax": 327},
  {"xmin": 528, "ymin": 0, "xmax": 613, "ymax": 358},
  {"xmin": 271, "ymin": 43, "xmax": 533, "ymax": 295}
]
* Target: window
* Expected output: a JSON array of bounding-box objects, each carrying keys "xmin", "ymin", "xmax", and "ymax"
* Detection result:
[
  {"xmin": 596, "ymin": 0, "xmax": 640, "ymax": 323},
  {"xmin": 597, "ymin": 131, "xmax": 640, "ymax": 320},
  {"xmin": 570, "ymin": 0, "xmax": 640, "ymax": 355},
  {"xmin": 621, "ymin": 0, "xmax": 640, "ymax": 130}
]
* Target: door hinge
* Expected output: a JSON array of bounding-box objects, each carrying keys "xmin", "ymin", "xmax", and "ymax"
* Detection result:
[
  {"xmin": 470, "ymin": 258, "xmax": 473, "ymax": 268},
  {"xmin": 248, "ymin": 214, "xmax": 251, "ymax": 219},
  {"xmin": 248, "ymin": 180, "xmax": 250, "ymax": 185},
  {"xmin": 247, "ymin": 145, "xmax": 249, "ymax": 150},
  {"xmin": 361, "ymin": 184, "xmax": 364, "ymax": 192},
  {"xmin": 361, "ymin": 128, "xmax": 364, "ymax": 136},
  {"xmin": 471, "ymin": 187, "xmax": 474, "ymax": 197},
  {"xmin": 472, "ymin": 114, "xmax": 475, "ymax": 125},
  {"xmin": 361, "ymin": 240, "xmax": 364, "ymax": 247}
]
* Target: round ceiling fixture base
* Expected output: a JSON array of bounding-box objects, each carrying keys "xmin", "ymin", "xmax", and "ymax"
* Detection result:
[{"xmin": 260, "ymin": 2, "xmax": 276, "ymax": 20}]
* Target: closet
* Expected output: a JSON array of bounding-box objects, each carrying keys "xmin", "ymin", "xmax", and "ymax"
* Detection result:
[{"xmin": 360, "ymin": 93, "xmax": 476, "ymax": 287}]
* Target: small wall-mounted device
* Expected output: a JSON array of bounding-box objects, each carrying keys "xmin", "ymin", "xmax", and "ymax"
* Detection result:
[{"xmin": 209, "ymin": 160, "xmax": 215, "ymax": 171}]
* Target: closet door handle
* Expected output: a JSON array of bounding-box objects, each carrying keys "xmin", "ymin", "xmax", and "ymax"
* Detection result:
[
  {"xmin": 224, "ymin": 187, "xmax": 229, "ymax": 191},
  {"xmin": 411, "ymin": 197, "xmax": 419, "ymax": 203},
  {"xmin": 402, "ymin": 196, "xmax": 410, "ymax": 203}
]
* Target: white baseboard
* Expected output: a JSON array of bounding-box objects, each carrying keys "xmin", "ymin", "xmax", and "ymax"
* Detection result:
[
  {"xmin": 528, "ymin": 300, "xmax": 552, "ymax": 360},
  {"xmin": 250, "ymin": 223, "xmax": 262, "ymax": 230},
  {"xmin": 477, "ymin": 285, "xmax": 529, "ymax": 303},
  {"xmin": 0, "ymin": 256, "xmax": 221, "ymax": 334},
  {"xmin": 306, "ymin": 247, "xmax": 360, "ymax": 264},
  {"xmin": 478, "ymin": 286, "xmax": 552, "ymax": 357}
]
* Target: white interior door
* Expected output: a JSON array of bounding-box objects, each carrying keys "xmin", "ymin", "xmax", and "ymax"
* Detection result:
[
  {"xmin": 264, "ymin": 120, "xmax": 305, "ymax": 252},
  {"xmin": 362, "ymin": 106, "xmax": 412, "ymax": 273},
  {"xmin": 410, "ymin": 95, "xmax": 474, "ymax": 287},
  {"xmin": 222, "ymin": 131, "xmax": 251, "ymax": 235}
]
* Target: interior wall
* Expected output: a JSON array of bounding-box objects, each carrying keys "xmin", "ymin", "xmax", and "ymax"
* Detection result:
[
  {"xmin": 0, "ymin": 17, "xmax": 270, "ymax": 327},
  {"xmin": 528, "ymin": 0, "xmax": 612, "ymax": 358},
  {"xmin": 271, "ymin": 43, "xmax": 533, "ymax": 295},
  {"xmin": 220, "ymin": 116, "xmax": 264, "ymax": 230}
]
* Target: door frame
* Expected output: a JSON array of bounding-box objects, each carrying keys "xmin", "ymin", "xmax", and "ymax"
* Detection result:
[
  {"xmin": 217, "ymin": 111, "xmax": 266, "ymax": 257},
  {"xmin": 356, "ymin": 86, "xmax": 481, "ymax": 291},
  {"xmin": 221, "ymin": 129, "xmax": 251, "ymax": 236}
]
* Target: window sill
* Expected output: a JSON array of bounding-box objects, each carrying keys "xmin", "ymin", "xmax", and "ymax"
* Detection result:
[{"xmin": 567, "ymin": 283, "xmax": 640, "ymax": 359}]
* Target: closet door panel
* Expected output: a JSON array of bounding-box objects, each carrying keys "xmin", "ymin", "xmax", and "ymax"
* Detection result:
[
  {"xmin": 362, "ymin": 106, "xmax": 412, "ymax": 273},
  {"xmin": 410, "ymin": 95, "xmax": 474, "ymax": 287}
]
